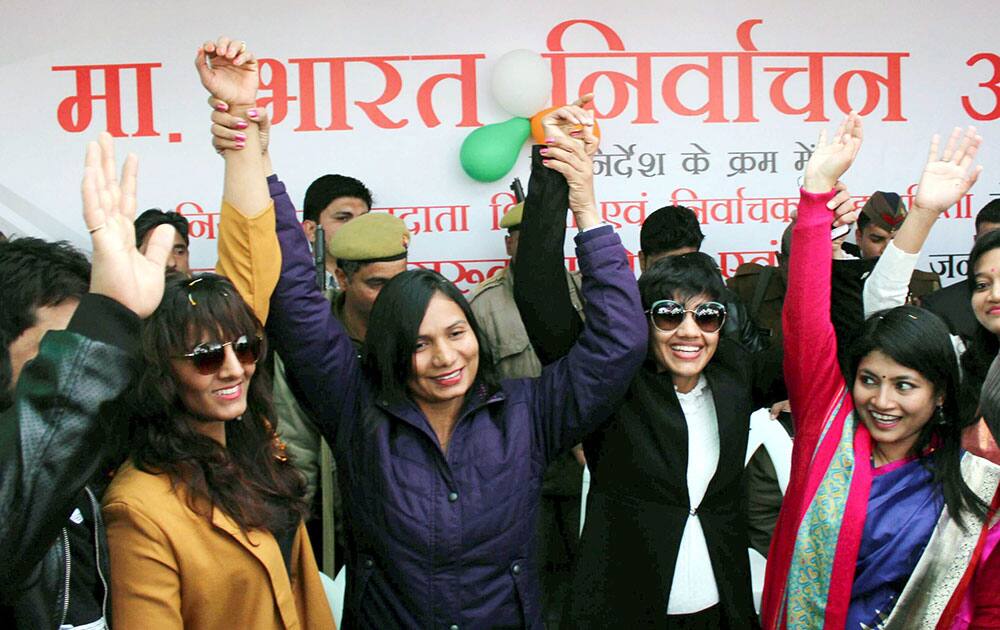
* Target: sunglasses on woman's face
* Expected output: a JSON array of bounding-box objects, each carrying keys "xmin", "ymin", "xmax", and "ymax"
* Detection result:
[
  {"xmin": 177, "ymin": 334, "xmax": 262, "ymax": 375},
  {"xmin": 646, "ymin": 300, "xmax": 727, "ymax": 334}
]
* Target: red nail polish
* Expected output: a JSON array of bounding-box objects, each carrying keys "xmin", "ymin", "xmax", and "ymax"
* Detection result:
[
  {"xmin": 545, "ymin": 137, "xmax": 555, "ymax": 144},
  {"xmin": 247, "ymin": 109, "xmax": 258, "ymax": 118},
  {"xmin": 542, "ymin": 159, "xmax": 550, "ymax": 165},
  {"xmin": 540, "ymin": 148, "xmax": 549, "ymax": 155},
  {"xmin": 235, "ymin": 120, "xmax": 248, "ymax": 130},
  {"xmin": 235, "ymin": 141, "xmax": 245, "ymax": 148},
  {"xmin": 214, "ymin": 103, "xmax": 227, "ymax": 111},
  {"xmin": 235, "ymin": 132, "xmax": 246, "ymax": 141}
]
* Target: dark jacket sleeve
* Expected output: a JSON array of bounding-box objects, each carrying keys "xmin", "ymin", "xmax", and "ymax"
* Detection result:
[
  {"xmin": 528, "ymin": 227, "xmax": 647, "ymax": 462},
  {"xmin": 721, "ymin": 288, "xmax": 770, "ymax": 355},
  {"xmin": 511, "ymin": 145, "xmax": 584, "ymax": 364},
  {"xmin": 745, "ymin": 447, "xmax": 783, "ymax": 557},
  {"xmin": 263, "ymin": 174, "xmax": 367, "ymax": 452},
  {"xmin": 830, "ymin": 257, "xmax": 878, "ymax": 378},
  {"xmin": 0, "ymin": 294, "xmax": 139, "ymax": 588}
]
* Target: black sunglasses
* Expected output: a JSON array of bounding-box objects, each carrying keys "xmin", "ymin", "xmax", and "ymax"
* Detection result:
[
  {"xmin": 646, "ymin": 300, "xmax": 727, "ymax": 333},
  {"xmin": 176, "ymin": 334, "xmax": 262, "ymax": 375}
]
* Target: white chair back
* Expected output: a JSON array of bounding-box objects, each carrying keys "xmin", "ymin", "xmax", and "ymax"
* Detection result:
[
  {"xmin": 319, "ymin": 567, "xmax": 346, "ymax": 627},
  {"xmin": 745, "ymin": 408, "xmax": 792, "ymax": 493},
  {"xmin": 745, "ymin": 407, "xmax": 794, "ymax": 612}
]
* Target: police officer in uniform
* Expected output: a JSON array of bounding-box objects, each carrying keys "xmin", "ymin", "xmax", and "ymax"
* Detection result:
[
  {"xmin": 272, "ymin": 213, "xmax": 411, "ymax": 576},
  {"xmin": 847, "ymin": 191, "xmax": 941, "ymax": 302}
]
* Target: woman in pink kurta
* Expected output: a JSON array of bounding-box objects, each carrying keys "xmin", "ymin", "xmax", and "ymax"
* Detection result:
[{"xmin": 762, "ymin": 118, "xmax": 988, "ymax": 629}]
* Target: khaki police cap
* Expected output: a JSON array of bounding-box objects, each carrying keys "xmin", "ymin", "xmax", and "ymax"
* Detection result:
[
  {"xmin": 499, "ymin": 202, "xmax": 524, "ymax": 230},
  {"xmin": 327, "ymin": 212, "xmax": 411, "ymax": 262},
  {"xmin": 861, "ymin": 191, "xmax": 907, "ymax": 233}
]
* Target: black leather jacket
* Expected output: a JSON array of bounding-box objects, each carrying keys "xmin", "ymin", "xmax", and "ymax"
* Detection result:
[
  {"xmin": 720, "ymin": 288, "xmax": 770, "ymax": 355},
  {"xmin": 0, "ymin": 295, "xmax": 139, "ymax": 629}
]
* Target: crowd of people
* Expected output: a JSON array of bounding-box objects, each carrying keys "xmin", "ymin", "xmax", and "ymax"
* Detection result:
[{"xmin": 1, "ymin": 35, "xmax": 999, "ymax": 629}]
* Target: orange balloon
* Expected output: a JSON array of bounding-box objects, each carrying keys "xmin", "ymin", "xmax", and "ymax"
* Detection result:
[{"xmin": 530, "ymin": 105, "xmax": 601, "ymax": 145}]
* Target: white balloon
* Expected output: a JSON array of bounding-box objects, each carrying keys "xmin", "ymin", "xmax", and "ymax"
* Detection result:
[{"xmin": 490, "ymin": 49, "xmax": 552, "ymax": 118}]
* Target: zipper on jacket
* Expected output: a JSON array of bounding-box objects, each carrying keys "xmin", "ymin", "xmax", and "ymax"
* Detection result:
[
  {"xmin": 60, "ymin": 528, "xmax": 71, "ymax": 627},
  {"xmin": 85, "ymin": 487, "xmax": 109, "ymax": 623}
]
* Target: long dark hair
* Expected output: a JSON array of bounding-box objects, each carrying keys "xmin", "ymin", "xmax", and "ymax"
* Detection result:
[
  {"xmin": 361, "ymin": 269, "xmax": 498, "ymax": 405},
  {"xmin": 961, "ymin": 230, "xmax": 1000, "ymax": 422},
  {"xmin": 129, "ymin": 273, "xmax": 307, "ymax": 533},
  {"xmin": 850, "ymin": 306, "xmax": 985, "ymax": 527}
]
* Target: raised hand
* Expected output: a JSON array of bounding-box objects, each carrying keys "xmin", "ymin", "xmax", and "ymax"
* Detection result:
[
  {"xmin": 82, "ymin": 133, "xmax": 172, "ymax": 317},
  {"xmin": 541, "ymin": 95, "xmax": 599, "ymax": 157},
  {"xmin": 208, "ymin": 97, "xmax": 270, "ymax": 155},
  {"xmin": 195, "ymin": 36, "xmax": 258, "ymax": 107},
  {"xmin": 913, "ymin": 126, "xmax": 983, "ymax": 214},
  {"xmin": 541, "ymin": 133, "xmax": 600, "ymax": 230},
  {"xmin": 803, "ymin": 112, "xmax": 863, "ymax": 194}
]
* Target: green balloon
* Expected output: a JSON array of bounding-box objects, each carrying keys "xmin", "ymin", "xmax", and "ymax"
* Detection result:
[{"xmin": 460, "ymin": 117, "xmax": 531, "ymax": 182}]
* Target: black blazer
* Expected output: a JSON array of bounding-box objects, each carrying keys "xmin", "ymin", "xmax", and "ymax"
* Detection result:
[{"xmin": 564, "ymin": 340, "xmax": 758, "ymax": 628}]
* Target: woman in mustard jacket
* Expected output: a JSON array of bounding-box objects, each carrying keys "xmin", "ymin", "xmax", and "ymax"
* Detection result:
[{"xmin": 103, "ymin": 273, "xmax": 335, "ymax": 629}]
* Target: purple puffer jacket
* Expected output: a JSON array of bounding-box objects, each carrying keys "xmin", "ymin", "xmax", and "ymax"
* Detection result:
[{"xmin": 265, "ymin": 175, "xmax": 646, "ymax": 629}]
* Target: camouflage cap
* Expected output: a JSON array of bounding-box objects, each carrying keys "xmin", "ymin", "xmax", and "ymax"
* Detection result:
[
  {"xmin": 499, "ymin": 202, "xmax": 524, "ymax": 230},
  {"xmin": 327, "ymin": 212, "xmax": 411, "ymax": 262},
  {"xmin": 861, "ymin": 191, "xmax": 907, "ymax": 233}
]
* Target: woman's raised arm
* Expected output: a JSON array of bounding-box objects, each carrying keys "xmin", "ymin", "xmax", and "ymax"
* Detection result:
[
  {"xmin": 863, "ymin": 126, "xmax": 983, "ymax": 317},
  {"xmin": 195, "ymin": 37, "xmax": 279, "ymax": 322},
  {"xmin": 199, "ymin": 38, "xmax": 364, "ymax": 447},
  {"xmin": 512, "ymin": 98, "xmax": 598, "ymax": 364},
  {"xmin": 518, "ymin": 108, "xmax": 647, "ymax": 459},
  {"xmin": 783, "ymin": 114, "xmax": 863, "ymax": 437}
]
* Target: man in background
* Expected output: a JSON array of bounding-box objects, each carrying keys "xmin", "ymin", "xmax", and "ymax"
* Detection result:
[
  {"xmin": 844, "ymin": 191, "xmax": 940, "ymax": 302},
  {"xmin": 301, "ymin": 174, "xmax": 373, "ymax": 289},
  {"xmin": 134, "ymin": 208, "xmax": 191, "ymax": 275}
]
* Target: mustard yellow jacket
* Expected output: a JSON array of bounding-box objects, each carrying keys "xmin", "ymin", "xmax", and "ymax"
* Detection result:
[{"xmin": 103, "ymin": 461, "xmax": 335, "ymax": 629}]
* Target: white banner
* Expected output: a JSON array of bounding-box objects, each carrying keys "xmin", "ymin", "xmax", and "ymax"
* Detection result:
[{"xmin": 2, "ymin": 0, "xmax": 998, "ymax": 291}]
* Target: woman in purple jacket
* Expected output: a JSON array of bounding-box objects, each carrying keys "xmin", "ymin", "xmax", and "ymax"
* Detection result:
[{"xmin": 199, "ymin": 37, "xmax": 647, "ymax": 629}]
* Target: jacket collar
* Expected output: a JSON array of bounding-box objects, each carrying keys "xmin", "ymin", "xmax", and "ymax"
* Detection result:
[
  {"xmin": 638, "ymin": 353, "xmax": 745, "ymax": 495},
  {"xmin": 374, "ymin": 385, "xmax": 506, "ymax": 449},
  {"xmin": 701, "ymin": 361, "xmax": 743, "ymax": 497}
]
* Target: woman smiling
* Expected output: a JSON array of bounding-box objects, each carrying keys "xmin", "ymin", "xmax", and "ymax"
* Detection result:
[
  {"xmin": 761, "ymin": 115, "xmax": 988, "ymax": 630},
  {"xmin": 102, "ymin": 274, "xmax": 335, "ymax": 629},
  {"xmin": 512, "ymin": 134, "xmax": 764, "ymax": 628},
  {"xmin": 202, "ymin": 35, "xmax": 648, "ymax": 629}
]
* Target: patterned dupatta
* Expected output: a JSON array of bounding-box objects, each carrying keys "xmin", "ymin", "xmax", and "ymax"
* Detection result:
[
  {"xmin": 762, "ymin": 188, "xmax": 879, "ymax": 629},
  {"xmin": 762, "ymin": 384, "xmax": 875, "ymax": 629}
]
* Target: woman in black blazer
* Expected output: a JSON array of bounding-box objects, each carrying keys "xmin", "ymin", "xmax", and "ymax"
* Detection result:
[
  {"xmin": 566, "ymin": 256, "xmax": 756, "ymax": 628},
  {"xmin": 513, "ymin": 128, "xmax": 760, "ymax": 628}
]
